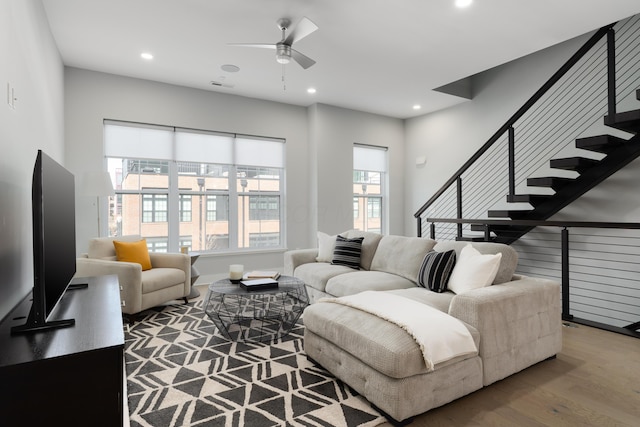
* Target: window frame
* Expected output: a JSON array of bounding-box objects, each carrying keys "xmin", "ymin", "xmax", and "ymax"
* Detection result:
[{"xmin": 104, "ymin": 121, "xmax": 286, "ymax": 253}]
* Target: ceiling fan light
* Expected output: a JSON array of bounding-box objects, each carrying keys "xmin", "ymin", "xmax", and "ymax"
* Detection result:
[{"xmin": 276, "ymin": 54, "xmax": 291, "ymax": 64}]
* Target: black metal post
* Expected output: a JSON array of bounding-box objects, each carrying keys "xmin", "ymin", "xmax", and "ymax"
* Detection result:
[
  {"xmin": 484, "ymin": 224, "xmax": 491, "ymax": 242},
  {"xmin": 456, "ymin": 177, "xmax": 463, "ymax": 239},
  {"xmin": 508, "ymin": 126, "xmax": 515, "ymax": 199},
  {"xmin": 606, "ymin": 28, "xmax": 616, "ymax": 123},
  {"xmin": 430, "ymin": 222, "xmax": 435, "ymax": 240},
  {"xmin": 417, "ymin": 216, "xmax": 422, "ymax": 237},
  {"xmin": 561, "ymin": 228, "xmax": 573, "ymax": 321}
]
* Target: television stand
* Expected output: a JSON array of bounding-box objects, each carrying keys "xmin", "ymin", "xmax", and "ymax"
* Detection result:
[{"xmin": 0, "ymin": 275, "xmax": 124, "ymax": 427}]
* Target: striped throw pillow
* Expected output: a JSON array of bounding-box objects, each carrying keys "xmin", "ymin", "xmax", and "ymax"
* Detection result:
[
  {"xmin": 331, "ymin": 235, "xmax": 364, "ymax": 269},
  {"xmin": 417, "ymin": 250, "xmax": 457, "ymax": 293}
]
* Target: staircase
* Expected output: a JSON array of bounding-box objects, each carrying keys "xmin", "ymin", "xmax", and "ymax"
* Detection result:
[
  {"xmin": 481, "ymin": 89, "xmax": 640, "ymax": 244},
  {"xmin": 415, "ymin": 15, "xmax": 640, "ymax": 244}
]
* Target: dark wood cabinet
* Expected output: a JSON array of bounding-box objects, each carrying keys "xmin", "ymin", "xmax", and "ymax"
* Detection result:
[{"xmin": 0, "ymin": 275, "xmax": 124, "ymax": 427}]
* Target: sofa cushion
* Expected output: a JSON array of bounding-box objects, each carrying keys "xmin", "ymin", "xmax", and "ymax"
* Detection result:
[
  {"xmin": 303, "ymin": 302, "xmax": 480, "ymax": 379},
  {"xmin": 370, "ymin": 235, "xmax": 437, "ymax": 283},
  {"xmin": 331, "ymin": 235, "xmax": 364, "ymax": 269},
  {"xmin": 417, "ymin": 250, "xmax": 456, "ymax": 293},
  {"xmin": 325, "ymin": 271, "xmax": 416, "ymax": 297},
  {"xmin": 433, "ymin": 241, "xmax": 518, "ymax": 285},
  {"xmin": 344, "ymin": 230, "xmax": 383, "ymax": 270},
  {"xmin": 141, "ymin": 267, "xmax": 185, "ymax": 293},
  {"xmin": 447, "ymin": 244, "xmax": 502, "ymax": 294},
  {"xmin": 294, "ymin": 262, "xmax": 354, "ymax": 293}
]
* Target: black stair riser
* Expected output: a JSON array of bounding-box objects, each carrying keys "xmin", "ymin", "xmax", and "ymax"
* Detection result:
[
  {"xmin": 494, "ymin": 134, "xmax": 640, "ymax": 243},
  {"xmin": 550, "ymin": 157, "xmax": 600, "ymax": 173},
  {"xmin": 506, "ymin": 194, "xmax": 550, "ymax": 207},
  {"xmin": 526, "ymin": 177, "xmax": 574, "ymax": 191},
  {"xmin": 604, "ymin": 109, "xmax": 640, "ymax": 133},
  {"xmin": 575, "ymin": 134, "xmax": 627, "ymax": 153}
]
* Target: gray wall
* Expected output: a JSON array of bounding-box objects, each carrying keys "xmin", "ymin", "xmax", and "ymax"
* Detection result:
[
  {"xmin": 65, "ymin": 69, "xmax": 405, "ymax": 283},
  {"xmin": 0, "ymin": 0, "xmax": 64, "ymax": 320}
]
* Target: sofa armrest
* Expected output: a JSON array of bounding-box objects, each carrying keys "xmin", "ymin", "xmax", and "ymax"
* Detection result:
[
  {"xmin": 284, "ymin": 248, "xmax": 319, "ymax": 276},
  {"xmin": 150, "ymin": 252, "xmax": 190, "ymax": 273},
  {"xmin": 448, "ymin": 275, "xmax": 562, "ymax": 386},
  {"xmin": 76, "ymin": 257, "xmax": 142, "ymax": 286}
]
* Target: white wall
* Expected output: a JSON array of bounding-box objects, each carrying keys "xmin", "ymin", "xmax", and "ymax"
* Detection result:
[
  {"xmin": 64, "ymin": 69, "xmax": 405, "ymax": 283},
  {"xmin": 0, "ymin": 0, "xmax": 64, "ymax": 319},
  {"xmin": 404, "ymin": 33, "xmax": 592, "ymax": 235},
  {"xmin": 65, "ymin": 68, "xmax": 310, "ymax": 281},
  {"xmin": 309, "ymin": 103, "xmax": 405, "ymax": 236},
  {"xmin": 405, "ymin": 25, "xmax": 640, "ymax": 328}
]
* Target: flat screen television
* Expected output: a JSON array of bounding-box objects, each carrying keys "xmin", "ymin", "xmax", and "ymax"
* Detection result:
[{"xmin": 11, "ymin": 150, "xmax": 79, "ymax": 334}]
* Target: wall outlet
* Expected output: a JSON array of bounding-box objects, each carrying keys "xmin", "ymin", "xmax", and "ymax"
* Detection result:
[{"xmin": 6, "ymin": 82, "xmax": 16, "ymax": 110}]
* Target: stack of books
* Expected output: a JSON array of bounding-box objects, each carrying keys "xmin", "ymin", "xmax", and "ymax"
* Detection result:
[
  {"xmin": 239, "ymin": 278, "xmax": 279, "ymax": 291},
  {"xmin": 244, "ymin": 270, "xmax": 281, "ymax": 280}
]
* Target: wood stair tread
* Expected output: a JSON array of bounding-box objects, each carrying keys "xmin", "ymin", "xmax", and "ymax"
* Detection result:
[
  {"xmin": 506, "ymin": 194, "xmax": 550, "ymax": 206},
  {"xmin": 575, "ymin": 135, "xmax": 627, "ymax": 153},
  {"xmin": 526, "ymin": 176, "xmax": 574, "ymax": 189},
  {"xmin": 487, "ymin": 209, "xmax": 532, "ymax": 219},
  {"xmin": 604, "ymin": 109, "xmax": 640, "ymax": 133},
  {"xmin": 550, "ymin": 157, "xmax": 600, "ymax": 172}
]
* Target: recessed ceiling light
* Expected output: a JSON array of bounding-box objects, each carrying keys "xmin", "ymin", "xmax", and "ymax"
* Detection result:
[
  {"xmin": 140, "ymin": 52, "xmax": 153, "ymax": 60},
  {"xmin": 221, "ymin": 64, "xmax": 240, "ymax": 73},
  {"xmin": 455, "ymin": 0, "xmax": 473, "ymax": 8},
  {"xmin": 307, "ymin": 87, "xmax": 317, "ymax": 94},
  {"xmin": 413, "ymin": 105, "xmax": 422, "ymax": 110}
]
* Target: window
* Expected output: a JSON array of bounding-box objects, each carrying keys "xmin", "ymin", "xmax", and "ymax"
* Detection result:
[
  {"xmin": 206, "ymin": 195, "xmax": 228, "ymax": 221},
  {"xmin": 249, "ymin": 195, "xmax": 280, "ymax": 220},
  {"xmin": 179, "ymin": 194, "xmax": 192, "ymax": 222},
  {"xmin": 105, "ymin": 121, "xmax": 285, "ymax": 253},
  {"xmin": 142, "ymin": 194, "xmax": 168, "ymax": 223},
  {"xmin": 353, "ymin": 144, "xmax": 387, "ymax": 234}
]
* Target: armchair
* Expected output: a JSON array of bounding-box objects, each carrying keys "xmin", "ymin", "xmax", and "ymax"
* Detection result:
[{"xmin": 76, "ymin": 235, "xmax": 191, "ymax": 319}]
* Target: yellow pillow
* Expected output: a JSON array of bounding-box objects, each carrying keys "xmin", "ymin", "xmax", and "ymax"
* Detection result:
[{"xmin": 113, "ymin": 239, "xmax": 152, "ymax": 271}]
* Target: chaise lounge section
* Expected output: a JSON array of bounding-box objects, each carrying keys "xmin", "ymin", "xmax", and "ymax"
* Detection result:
[{"xmin": 285, "ymin": 233, "xmax": 562, "ymax": 423}]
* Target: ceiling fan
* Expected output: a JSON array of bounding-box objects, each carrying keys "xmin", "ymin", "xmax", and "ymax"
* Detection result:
[{"xmin": 230, "ymin": 17, "xmax": 318, "ymax": 69}]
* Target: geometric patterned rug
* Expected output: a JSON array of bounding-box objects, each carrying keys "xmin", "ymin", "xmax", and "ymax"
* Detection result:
[{"xmin": 125, "ymin": 299, "xmax": 386, "ymax": 427}]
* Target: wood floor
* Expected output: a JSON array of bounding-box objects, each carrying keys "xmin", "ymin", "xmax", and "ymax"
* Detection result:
[{"xmin": 379, "ymin": 322, "xmax": 640, "ymax": 427}]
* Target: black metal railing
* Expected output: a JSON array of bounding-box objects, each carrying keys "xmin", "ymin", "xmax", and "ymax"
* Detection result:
[
  {"xmin": 427, "ymin": 218, "xmax": 640, "ymax": 339},
  {"xmin": 414, "ymin": 15, "xmax": 640, "ymax": 240}
]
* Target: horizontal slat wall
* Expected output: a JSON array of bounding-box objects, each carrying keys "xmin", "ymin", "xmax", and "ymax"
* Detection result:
[{"xmin": 513, "ymin": 228, "xmax": 640, "ymax": 328}]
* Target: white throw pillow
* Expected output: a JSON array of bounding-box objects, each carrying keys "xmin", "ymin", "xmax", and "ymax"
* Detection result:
[
  {"xmin": 316, "ymin": 232, "xmax": 338, "ymax": 262},
  {"xmin": 447, "ymin": 244, "xmax": 502, "ymax": 294}
]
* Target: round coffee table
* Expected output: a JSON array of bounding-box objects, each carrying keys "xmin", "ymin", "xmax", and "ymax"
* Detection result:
[{"xmin": 203, "ymin": 275, "xmax": 309, "ymax": 342}]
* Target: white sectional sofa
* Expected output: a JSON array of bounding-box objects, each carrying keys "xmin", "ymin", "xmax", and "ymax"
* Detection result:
[{"xmin": 284, "ymin": 231, "xmax": 562, "ymax": 423}]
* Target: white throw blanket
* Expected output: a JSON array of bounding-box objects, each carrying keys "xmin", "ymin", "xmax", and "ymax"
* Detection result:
[{"xmin": 319, "ymin": 291, "xmax": 478, "ymax": 372}]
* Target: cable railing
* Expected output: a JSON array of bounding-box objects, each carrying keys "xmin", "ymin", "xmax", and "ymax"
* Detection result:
[
  {"xmin": 415, "ymin": 15, "xmax": 640, "ymax": 239},
  {"xmin": 414, "ymin": 14, "xmax": 640, "ymax": 337},
  {"xmin": 427, "ymin": 218, "xmax": 640, "ymax": 338}
]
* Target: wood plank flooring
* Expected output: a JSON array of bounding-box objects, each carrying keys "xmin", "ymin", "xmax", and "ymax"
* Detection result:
[{"xmin": 379, "ymin": 322, "xmax": 640, "ymax": 426}]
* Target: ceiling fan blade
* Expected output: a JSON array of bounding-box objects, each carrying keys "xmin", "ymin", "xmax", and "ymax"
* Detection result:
[
  {"xmin": 290, "ymin": 48, "xmax": 316, "ymax": 69},
  {"xmin": 284, "ymin": 17, "xmax": 318, "ymax": 45},
  {"xmin": 228, "ymin": 43, "xmax": 277, "ymax": 49}
]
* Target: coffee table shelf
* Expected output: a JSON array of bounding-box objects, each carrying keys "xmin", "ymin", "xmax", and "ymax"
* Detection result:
[{"xmin": 204, "ymin": 275, "xmax": 308, "ymax": 342}]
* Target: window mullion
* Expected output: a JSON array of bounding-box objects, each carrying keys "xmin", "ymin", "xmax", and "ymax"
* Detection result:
[
  {"xmin": 228, "ymin": 165, "xmax": 239, "ymax": 250},
  {"xmin": 167, "ymin": 160, "xmax": 179, "ymax": 252}
]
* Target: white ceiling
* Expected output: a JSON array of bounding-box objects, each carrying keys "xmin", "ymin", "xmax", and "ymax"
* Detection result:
[{"xmin": 41, "ymin": 0, "xmax": 640, "ymax": 119}]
